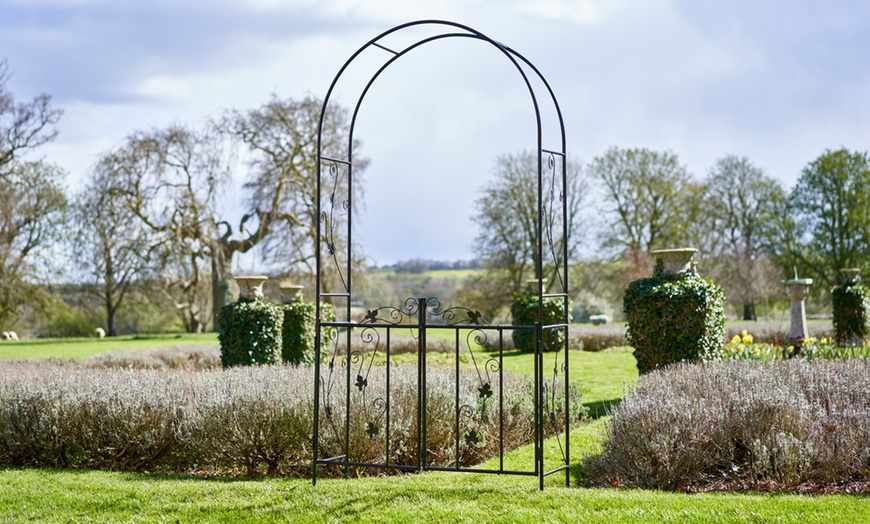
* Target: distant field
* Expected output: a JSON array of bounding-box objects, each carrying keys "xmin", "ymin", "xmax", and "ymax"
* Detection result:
[
  {"xmin": 379, "ymin": 268, "xmax": 480, "ymax": 281},
  {"xmin": 0, "ymin": 332, "xmax": 218, "ymax": 361}
]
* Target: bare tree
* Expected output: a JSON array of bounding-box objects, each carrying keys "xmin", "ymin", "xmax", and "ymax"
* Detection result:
[
  {"xmin": 703, "ymin": 155, "xmax": 786, "ymax": 320},
  {"xmin": 220, "ymin": 95, "xmax": 367, "ymax": 301},
  {"xmin": 460, "ymin": 150, "xmax": 587, "ymax": 318},
  {"xmin": 96, "ymin": 96, "xmax": 363, "ymax": 327},
  {"xmin": 0, "ymin": 160, "xmax": 66, "ymax": 326},
  {"xmin": 0, "ymin": 59, "xmax": 63, "ymax": 175},
  {"xmin": 589, "ymin": 147, "xmax": 691, "ymax": 254},
  {"xmin": 103, "ymin": 124, "xmax": 228, "ymax": 332},
  {"xmin": 70, "ymin": 160, "xmax": 155, "ymax": 335}
]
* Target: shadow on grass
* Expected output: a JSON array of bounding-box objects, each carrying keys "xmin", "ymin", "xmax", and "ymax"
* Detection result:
[{"xmin": 583, "ymin": 397, "xmax": 621, "ymax": 420}]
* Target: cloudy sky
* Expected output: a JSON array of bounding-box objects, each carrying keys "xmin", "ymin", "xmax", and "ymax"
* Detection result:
[{"xmin": 2, "ymin": 0, "xmax": 869, "ymax": 267}]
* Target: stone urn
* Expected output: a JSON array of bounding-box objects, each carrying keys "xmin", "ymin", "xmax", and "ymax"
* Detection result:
[
  {"xmin": 840, "ymin": 268, "xmax": 862, "ymax": 284},
  {"xmin": 525, "ymin": 278, "xmax": 548, "ymax": 290},
  {"xmin": 278, "ymin": 282, "xmax": 304, "ymax": 304},
  {"xmin": 652, "ymin": 248, "xmax": 697, "ymax": 276},
  {"xmin": 234, "ymin": 275, "xmax": 268, "ymax": 299}
]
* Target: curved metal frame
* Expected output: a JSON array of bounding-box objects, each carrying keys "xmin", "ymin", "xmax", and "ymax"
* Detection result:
[{"xmin": 313, "ymin": 19, "xmax": 569, "ymax": 490}]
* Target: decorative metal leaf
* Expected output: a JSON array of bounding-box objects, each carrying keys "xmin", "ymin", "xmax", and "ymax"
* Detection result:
[
  {"xmin": 464, "ymin": 429, "xmax": 480, "ymax": 447},
  {"xmin": 355, "ymin": 374, "xmax": 367, "ymax": 391},
  {"xmin": 365, "ymin": 421, "xmax": 378, "ymax": 439},
  {"xmin": 478, "ymin": 382, "xmax": 493, "ymax": 400}
]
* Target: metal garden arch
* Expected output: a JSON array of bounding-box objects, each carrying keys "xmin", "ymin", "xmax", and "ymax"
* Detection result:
[{"xmin": 313, "ymin": 20, "xmax": 570, "ymax": 490}]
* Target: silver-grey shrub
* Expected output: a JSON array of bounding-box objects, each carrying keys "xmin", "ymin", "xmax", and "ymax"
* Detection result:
[
  {"xmin": 84, "ymin": 344, "xmax": 221, "ymax": 370},
  {"xmin": 0, "ymin": 361, "xmax": 580, "ymax": 476},
  {"xmin": 584, "ymin": 359, "xmax": 870, "ymax": 490},
  {"xmin": 182, "ymin": 365, "xmax": 313, "ymax": 476},
  {"xmin": 0, "ymin": 364, "xmax": 186, "ymax": 470}
]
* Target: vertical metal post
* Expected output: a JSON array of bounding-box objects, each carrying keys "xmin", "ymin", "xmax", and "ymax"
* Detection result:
[
  {"xmin": 564, "ymin": 325, "xmax": 570, "ymax": 487},
  {"xmin": 416, "ymin": 297, "xmax": 427, "ymax": 471},
  {"xmin": 498, "ymin": 329, "xmax": 504, "ymax": 473},
  {"xmin": 313, "ymin": 157, "xmax": 322, "ymax": 487},
  {"xmin": 454, "ymin": 328, "xmax": 461, "ymax": 469},
  {"xmin": 536, "ymin": 321, "xmax": 544, "ymax": 491},
  {"xmin": 386, "ymin": 328, "xmax": 391, "ymax": 465},
  {"xmin": 344, "ymin": 325, "xmax": 351, "ymax": 479}
]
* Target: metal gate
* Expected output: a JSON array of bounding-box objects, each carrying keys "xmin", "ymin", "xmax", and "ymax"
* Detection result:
[{"xmin": 312, "ymin": 20, "xmax": 570, "ymax": 489}]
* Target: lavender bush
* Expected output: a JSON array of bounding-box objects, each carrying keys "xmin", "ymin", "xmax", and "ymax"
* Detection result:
[
  {"xmin": 584, "ymin": 359, "xmax": 870, "ymax": 490},
  {"xmin": 0, "ymin": 358, "xmax": 582, "ymax": 477}
]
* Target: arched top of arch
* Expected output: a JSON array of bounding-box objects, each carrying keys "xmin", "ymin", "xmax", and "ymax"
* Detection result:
[
  {"xmin": 316, "ymin": 19, "xmax": 566, "ymax": 162},
  {"xmin": 315, "ymin": 19, "xmax": 569, "ymax": 299}
]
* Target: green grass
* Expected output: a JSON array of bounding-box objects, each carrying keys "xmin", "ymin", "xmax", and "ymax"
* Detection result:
[
  {"xmin": 2, "ymin": 463, "xmax": 868, "ymax": 523},
  {"xmin": 0, "ymin": 332, "xmax": 218, "ymax": 361},
  {"xmin": 1, "ymin": 337, "xmax": 867, "ymax": 522}
]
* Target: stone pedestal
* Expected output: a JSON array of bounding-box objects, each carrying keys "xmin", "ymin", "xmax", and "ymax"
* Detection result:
[
  {"xmin": 234, "ymin": 275, "xmax": 268, "ymax": 299},
  {"xmin": 783, "ymin": 277, "xmax": 813, "ymax": 354}
]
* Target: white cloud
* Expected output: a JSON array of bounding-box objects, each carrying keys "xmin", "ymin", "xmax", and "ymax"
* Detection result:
[
  {"xmin": 506, "ymin": 0, "xmax": 620, "ymax": 25},
  {"xmin": 4, "ymin": 0, "xmax": 870, "ymax": 263}
]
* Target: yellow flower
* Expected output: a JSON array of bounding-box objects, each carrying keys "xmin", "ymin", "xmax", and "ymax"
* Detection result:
[
  {"xmin": 730, "ymin": 335, "xmax": 741, "ymax": 346},
  {"xmin": 753, "ymin": 347, "xmax": 760, "ymax": 356},
  {"xmin": 741, "ymin": 331, "xmax": 754, "ymax": 345}
]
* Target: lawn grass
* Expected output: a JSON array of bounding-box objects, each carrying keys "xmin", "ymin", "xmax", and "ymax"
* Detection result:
[
  {"xmin": 1, "ymin": 335, "xmax": 867, "ymax": 522},
  {"xmin": 2, "ymin": 463, "xmax": 868, "ymax": 523},
  {"xmin": 0, "ymin": 332, "xmax": 218, "ymax": 361}
]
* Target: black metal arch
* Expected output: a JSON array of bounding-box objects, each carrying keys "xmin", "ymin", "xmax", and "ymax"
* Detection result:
[{"xmin": 313, "ymin": 20, "xmax": 570, "ymax": 490}]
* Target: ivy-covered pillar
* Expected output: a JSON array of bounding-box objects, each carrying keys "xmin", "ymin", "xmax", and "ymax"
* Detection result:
[
  {"xmin": 832, "ymin": 268, "xmax": 869, "ymax": 347},
  {"xmin": 624, "ymin": 248, "xmax": 725, "ymax": 374},
  {"xmin": 216, "ymin": 276, "xmax": 284, "ymax": 368}
]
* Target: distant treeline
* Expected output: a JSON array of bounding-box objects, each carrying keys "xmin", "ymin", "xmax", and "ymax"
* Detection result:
[{"xmin": 380, "ymin": 259, "xmax": 482, "ymax": 273}]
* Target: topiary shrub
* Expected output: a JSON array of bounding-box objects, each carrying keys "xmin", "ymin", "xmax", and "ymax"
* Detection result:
[
  {"xmin": 510, "ymin": 290, "xmax": 567, "ymax": 352},
  {"xmin": 624, "ymin": 262, "xmax": 725, "ymax": 374},
  {"xmin": 281, "ymin": 296, "xmax": 336, "ymax": 366},
  {"xmin": 832, "ymin": 283, "xmax": 870, "ymax": 346},
  {"xmin": 216, "ymin": 297, "xmax": 283, "ymax": 368}
]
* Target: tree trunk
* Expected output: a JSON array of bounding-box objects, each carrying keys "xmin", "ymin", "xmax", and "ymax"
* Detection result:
[
  {"xmin": 212, "ymin": 252, "xmax": 234, "ymax": 327},
  {"xmin": 106, "ymin": 302, "xmax": 117, "ymax": 336},
  {"xmin": 742, "ymin": 302, "xmax": 757, "ymax": 321},
  {"xmin": 188, "ymin": 301, "xmax": 204, "ymax": 333},
  {"xmin": 105, "ymin": 259, "xmax": 117, "ymax": 336}
]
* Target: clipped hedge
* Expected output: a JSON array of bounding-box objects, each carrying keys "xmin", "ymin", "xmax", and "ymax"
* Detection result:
[
  {"xmin": 510, "ymin": 290, "xmax": 568, "ymax": 352},
  {"xmin": 624, "ymin": 264, "xmax": 725, "ymax": 374},
  {"xmin": 217, "ymin": 297, "xmax": 283, "ymax": 368},
  {"xmin": 281, "ymin": 296, "xmax": 336, "ymax": 366},
  {"xmin": 832, "ymin": 283, "xmax": 870, "ymax": 346}
]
